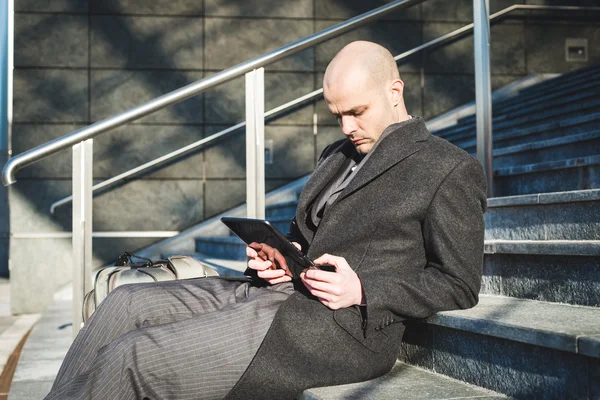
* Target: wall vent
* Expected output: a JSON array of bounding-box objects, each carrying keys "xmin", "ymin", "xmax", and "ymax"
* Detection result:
[{"xmin": 565, "ymin": 38, "xmax": 588, "ymax": 62}]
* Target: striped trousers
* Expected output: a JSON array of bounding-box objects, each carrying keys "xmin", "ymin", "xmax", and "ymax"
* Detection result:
[{"xmin": 45, "ymin": 277, "xmax": 294, "ymax": 400}]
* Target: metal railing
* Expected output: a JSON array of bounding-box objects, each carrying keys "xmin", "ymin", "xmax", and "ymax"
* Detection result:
[
  {"xmin": 2, "ymin": 0, "xmax": 427, "ymax": 337},
  {"xmin": 46, "ymin": 4, "xmax": 600, "ymax": 213},
  {"xmin": 2, "ymin": 0, "xmax": 425, "ymax": 187}
]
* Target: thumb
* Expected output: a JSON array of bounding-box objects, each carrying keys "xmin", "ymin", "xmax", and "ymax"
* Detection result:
[{"xmin": 312, "ymin": 253, "xmax": 335, "ymax": 266}]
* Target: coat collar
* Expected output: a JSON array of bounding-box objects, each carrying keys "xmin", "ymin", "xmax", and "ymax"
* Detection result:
[
  {"xmin": 337, "ymin": 117, "xmax": 429, "ymax": 202},
  {"xmin": 299, "ymin": 140, "xmax": 355, "ymax": 209},
  {"xmin": 303, "ymin": 117, "xmax": 430, "ymax": 209}
]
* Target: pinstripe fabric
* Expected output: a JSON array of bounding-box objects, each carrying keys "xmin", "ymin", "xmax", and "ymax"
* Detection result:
[{"xmin": 45, "ymin": 277, "xmax": 294, "ymax": 400}]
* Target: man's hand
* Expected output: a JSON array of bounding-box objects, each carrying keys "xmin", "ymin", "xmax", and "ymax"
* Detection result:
[
  {"xmin": 300, "ymin": 253, "xmax": 363, "ymax": 310},
  {"xmin": 246, "ymin": 242, "xmax": 299, "ymax": 285}
]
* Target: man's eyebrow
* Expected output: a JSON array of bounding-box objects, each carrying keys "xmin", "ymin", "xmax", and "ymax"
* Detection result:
[{"xmin": 330, "ymin": 105, "xmax": 367, "ymax": 116}]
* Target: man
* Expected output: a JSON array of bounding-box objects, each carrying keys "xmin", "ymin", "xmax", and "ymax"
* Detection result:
[{"xmin": 46, "ymin": 41, "xmax": 486, "ymax": 400}]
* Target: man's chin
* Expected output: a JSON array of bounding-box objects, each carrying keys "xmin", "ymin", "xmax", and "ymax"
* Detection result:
[{"xmin": 354, "ymin": 143, "xmax": 372, "ymax": 154}]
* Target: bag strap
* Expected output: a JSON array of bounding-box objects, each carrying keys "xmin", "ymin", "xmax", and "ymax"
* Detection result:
[{"xmin": 115, "ymin": 252, "xmax": 154, "ymax": 267}]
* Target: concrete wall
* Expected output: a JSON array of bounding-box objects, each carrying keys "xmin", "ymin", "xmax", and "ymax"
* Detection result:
[{"xmin": 7, "ymin": 0, "xmax": 600, "ymax": 313}]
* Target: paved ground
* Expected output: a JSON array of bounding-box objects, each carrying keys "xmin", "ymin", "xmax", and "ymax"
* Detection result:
[
  {"xmin": 7, "ymin": 284, "xmax": 70, "ymax": 400},
  {"xmin": 0, "ymin": 278, "xmax": 15, "ymax": 335},
  {"xmin": 0, "ymin": 278, "xmax": 41, "ymax": 399}
]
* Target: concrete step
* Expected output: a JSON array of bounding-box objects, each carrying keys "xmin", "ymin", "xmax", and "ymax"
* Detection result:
[
  {"xmin": 265, "ymin": 201, "xmax": 298, "ymax": 219},
  {"xmin": 456, "ymin": 76, "xmax": 600, "ymax": 128},
  {"xmin": 485, "ymin": 189, "xmax": 600, "ymax": 241},
  {"xmin": 439, "ymin": 86, "xmax": 600, "ymax": 140},
  {"xmin": 301, "ymin": 361, "xmax": 507, "ymax": 400},
  {"xmin": 494, "ymin": 93, "xmax": 600, "ymax": 133},
  {"xmin": 266, "ymin": 216, "xmax": 294, "ymax": 234},
  {"xmin": 456, "ymin": 77, "xmax": 600, "ymax": 127},
  {"xmin": 490, "ymin": 130, "xmax": 600, "ymax": 169},
  {"xmin": 482, "ymin": 240, "xmax": 600, "ymax": 307},
  {"xmin": 458, "ymin": 111, "xmax": 600, "ymax": 152},
  {"xmin": 195, "ymin": 236, "xmax": 246, "ymax": 261},
  {"xmin": 400, "ymin": 295, "xmax": 600, "ymax": 400},
  {"xmin": 441, "ymin": 90, "xmax": 600, "ymax": 143},
  {"xmin": 434, "ymin": 64, "xmax": 600, "ymax": 137},
  {"xmin": 493, "ymin": 154, "xmax": 600, "ymax": 196},
  {"xmin": 517, "ymin": 62, "xmax": 600, "ymax": 97}
]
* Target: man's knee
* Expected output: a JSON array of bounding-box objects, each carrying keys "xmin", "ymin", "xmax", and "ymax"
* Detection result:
[{"xmin": 101, "ymin": 282, "xmax": 158, "ymax": 311}]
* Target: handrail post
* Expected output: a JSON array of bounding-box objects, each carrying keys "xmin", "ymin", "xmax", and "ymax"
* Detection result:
[
  {"xmin": 245, "ymin": 68, "xmax": 265, "ymax": 219},
  {"xmin": 72, "ymin": 139, "xmax": 93, "ymax": 338},
  {"xmin": 474, "ymin": 0, "xmax": 494, "ymax": 197}
]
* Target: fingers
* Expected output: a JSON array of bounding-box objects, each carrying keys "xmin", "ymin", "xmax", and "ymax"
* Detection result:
[
  {"xmin": 301, "ymin": 273, "xmax": 340, "ymax": 300},
  {"xmin": 257, "ymin": 269, "xmax": 292, "ymax": 285},
  {"xmin": 300, "ymin": 278, "xmax": 339, "ymax": 309},
  {"xmin": 246, "ymin": 246, "xmax": 258, "ymax": 258},
  {"xmin": 302, "ymin": 277, "xmax": 340, "ymax": 296},
  {"xmin": 292, "ymin": 242, "xmax": 302, "ymax": 251},
  {"xmin": 248, "ymin": 259, "xmax": 272, "ymax": 271},
  {"xmin": 312, "ymin": 253, "xmax": 338, "ymax": 266},
  {"xmin": 264, "ymin": 275, "xmax": 293, "ymax": 285},
  {"xmin": 258, "ymin": 243, "xmax": 288, "ymax": 271},
  {"xmin": 303, "ymin": 267, "xmax": 337, "ymax": 282},
  {"xmin": 257, "ymin": 268, "xmax": 286, "ymax": 279}
]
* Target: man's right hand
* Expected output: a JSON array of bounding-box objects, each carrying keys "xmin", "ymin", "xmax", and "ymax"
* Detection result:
[{"xmin": 246, "ymin": 242, "xmax": 300, "ymax": 285}]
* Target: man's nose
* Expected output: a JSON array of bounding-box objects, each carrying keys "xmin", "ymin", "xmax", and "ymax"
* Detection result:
[{"xmin": 340, "ymin": 116, "xmax": 357, "ymax": 135}]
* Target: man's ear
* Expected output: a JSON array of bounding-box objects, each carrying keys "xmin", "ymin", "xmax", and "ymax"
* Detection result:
[{"xmin": 390, "ymin": 79, "xmax": 404, "ymax": 106}]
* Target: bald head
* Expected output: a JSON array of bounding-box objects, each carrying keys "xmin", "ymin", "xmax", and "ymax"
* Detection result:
[
  {"xmin": 322, "ymin": 41, "xmax": 409, "ymax": 154},
  {"xmin": 323, "ymin": 41, "xmax": 400, "ymax": 94}
]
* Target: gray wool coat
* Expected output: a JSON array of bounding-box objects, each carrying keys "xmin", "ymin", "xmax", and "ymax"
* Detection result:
[{"xmin": 225, "ymin": 117, "xmax": 487, "ymax": 399}]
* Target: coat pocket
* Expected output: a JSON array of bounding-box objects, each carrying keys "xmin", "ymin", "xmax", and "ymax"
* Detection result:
[{"xmin": 333, "ymin": 307, "xmax": 397, "ymax": 354}]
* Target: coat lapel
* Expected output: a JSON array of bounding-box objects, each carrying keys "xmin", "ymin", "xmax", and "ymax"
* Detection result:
[
  {"xmin": 299, "ymin": 140, "xmax": 354, "ymax": 207},
  {"xmin": 295, "ymin": 140, "xmax": 353, "ymax": 240},
  {"xmin": 335, "ymin": 118, "xmax": 430, "ymax": 204}
]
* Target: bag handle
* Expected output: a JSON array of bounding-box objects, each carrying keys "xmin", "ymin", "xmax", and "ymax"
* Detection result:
[{"xmin": 115, "ymin": 252, "xmax": 153, "ymax": 267}]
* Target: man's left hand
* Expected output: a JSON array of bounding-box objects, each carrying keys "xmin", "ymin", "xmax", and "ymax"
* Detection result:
[{"xmin": 300, "ymin": 254, "xmax": 363, "ymax": 310}]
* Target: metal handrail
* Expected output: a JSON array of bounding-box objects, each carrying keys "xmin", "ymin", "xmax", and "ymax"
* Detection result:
[
  {"xmin": 46, "ymin": 3, "xmax": 600, "ymax": 213},
  {"xmin": 49, "ymin": 89, "xmax": 324, "ymax": 213},
  {"xmin": 2, "ymin": 0, "xmax": 426, "ymax": 187}
]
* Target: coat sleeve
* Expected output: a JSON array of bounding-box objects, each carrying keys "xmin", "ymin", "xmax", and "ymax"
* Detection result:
[{"xmin": 359, "ymin": 156, "xmax": 487, "ymax": 327}]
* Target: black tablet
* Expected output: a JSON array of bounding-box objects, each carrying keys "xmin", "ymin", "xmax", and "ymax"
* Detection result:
[{"xmin": 221, "ymin": 217, "xmax": 335, "ymax": 278}]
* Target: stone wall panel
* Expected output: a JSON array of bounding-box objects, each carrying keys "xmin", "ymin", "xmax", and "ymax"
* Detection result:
[
  {"xmin": 90, "ymin": 0, "xmax": 204, "ymax": 15},
  {"xmin": 15, "ymin": 14, "xmax": 88, "ymax": 67},
  {"xmin": 91, "ymin": 16, "xmax": 203, "ymax": 69},
  {"xmin": 204, "ymin": 18, "xmax": 314, "ymax": 72},
  {"xmin": 13, "ymin": 70, "xmax": 88, "ymax": 123},
  {"xmin": 205, "ymin": 0, "xmax": 312, "ymax": 18},
  {"xmin": 90, "ymin": 70, "xmax": 204, "ymax": 123}
]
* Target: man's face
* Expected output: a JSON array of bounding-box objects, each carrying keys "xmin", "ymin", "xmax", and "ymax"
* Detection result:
[{"xmin": 324, "ymin": 74, "xmax": 396, "ymax": 155}]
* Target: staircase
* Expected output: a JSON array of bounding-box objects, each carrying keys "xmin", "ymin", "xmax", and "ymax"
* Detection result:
[
  {"xmin": 180, "ymin": 64, "xmax": 600, "ymax": 399},
  {"xmin": 432, "ymin": 62, "xmax": 600, "ymax": 197}
]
